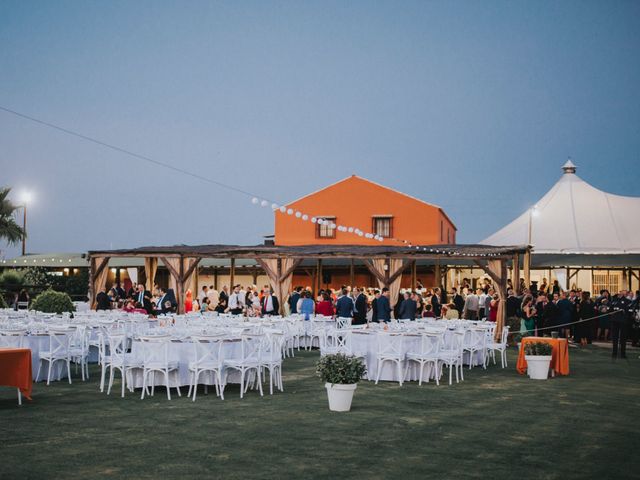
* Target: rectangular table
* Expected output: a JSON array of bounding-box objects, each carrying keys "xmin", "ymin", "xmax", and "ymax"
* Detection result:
[
  {"xmin": 0, "ymin": 348, "xmax": 33, "ymax": 401},
  {"xmin": 516, "ymin": 337, "xmax": 570, "ymax": 376}
]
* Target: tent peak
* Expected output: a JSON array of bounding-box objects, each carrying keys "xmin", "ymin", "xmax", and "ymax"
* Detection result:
[{"xmin": 562, "ymin": 158, "xmax": 577, "ymax": 174}]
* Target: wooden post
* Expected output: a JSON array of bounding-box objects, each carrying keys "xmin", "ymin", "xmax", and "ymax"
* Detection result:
[
  {"xmin": 434, "ymin": 260, "xmax": 441, "ymax": 288},
  {"xmin": 317, "ymin": 259, "xmax": 322, "ymax": 293},
  {"xmin": 230, "ymin": 258, "xmax": 235, "ymax": 288},
  {"xmin": 349, "ymin": 259, "xmax": 355, "ymax": 287},
  {"xmin": 178, "ymin": 256, "xmax": 185, "ymax": 314},
  {"xmin": 512, "ymin": 253, "xmax": 520, "ymax": 293},
  {"xmin": 214, "ymin": 267, "xmax": 218, "ymax": 290},
  {"xmin": 523, "ymin": 250, "xmax": 531, "ymax": 289},
  {"xmin": 251, "ymin": 267, "xmax": 258, "ymax": 286},
  {"xmin": 565, "ymin": 267, "xmax": 570, "ymax": 291},
  {"xmin": 411, "ymin": 260, "xmax": 417, "ymax": 290},
  {"xmin": 384, "ymin": 257, "xmax": 390, "ymax": 287}
]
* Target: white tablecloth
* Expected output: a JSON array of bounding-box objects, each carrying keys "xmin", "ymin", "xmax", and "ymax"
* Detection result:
[{"xmin": 125, "ymin": 338, "xmax": 244, "ymax": 389}]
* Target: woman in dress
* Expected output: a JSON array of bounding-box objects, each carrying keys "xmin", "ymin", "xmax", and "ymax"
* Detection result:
[
  {"xmin": 576, "ymin": 292, "xmax": 595, "ymax": 346},
  {"xmin": 489, "ymin": 294, "xmax": 499, "ymax": 322},
  {"xmin": 315, "ymin": 292, "xmax": 334, "ymax": 317},
  {"xmin": 521, "ymin": 295, "xmax": 536, "ymax": 336}
]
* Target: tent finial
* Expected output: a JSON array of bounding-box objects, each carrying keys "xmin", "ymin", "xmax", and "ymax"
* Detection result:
[{"xmin": 562, "ymin": 157, "xmax": 576, "ymax": 174}]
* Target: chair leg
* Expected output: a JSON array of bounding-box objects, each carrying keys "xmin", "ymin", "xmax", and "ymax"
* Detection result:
[
  {"xmin": 165, "ymin": 371, "xmax": 171, "ymax": 400},
  {"xmin": 107, "ymin": 366, "xmax": 114, "ymax": 395},
  {"xmin": 240, "ymin": 369, "xmax": 245, "ymax": 399},
  {"xmin": 397, "ymin": 361, "xmax": 403, "ymax": 386},
  {"xmin": 67, "ymin": 359, "xmax": 72, "ymax": 384},
  {"xmin": 17, "ymin": 388, "xmax": 22, "ymax": 406},
  {"xmin": 141, "ymin": 371, "xmax": 147, "ymax": 400},
  {"xmin": 375, "ymin": 359, "xmax": 382, "ymax": 385},
  {"xmin": 46, "ymin": 360, "xmax": 52, "ymax": 386},
  {"xmin": 36, "ymin": 360, "xmax": 42, "ymax": 383},
  {"xmin": 418, "ymin": 362, "xmax": 425, "ymax": 386}
]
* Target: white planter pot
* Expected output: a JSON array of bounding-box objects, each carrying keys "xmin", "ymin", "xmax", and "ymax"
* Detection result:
[
  {"xmin": 325, "ymin": 383, "xmax": 357, "ymax": 412},
  {"xmin": 525, "ymin": 355, "xmax": 552, "ymax": 380}
]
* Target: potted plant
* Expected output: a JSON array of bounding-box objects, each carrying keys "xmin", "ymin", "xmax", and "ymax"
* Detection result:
[
  {"xmin": 316, "ymin": 353, "xmax": 366, "ymax": 412},
  {"xmin": 524, "ymin": 341, "xmax": 553, "ymax": 380}
]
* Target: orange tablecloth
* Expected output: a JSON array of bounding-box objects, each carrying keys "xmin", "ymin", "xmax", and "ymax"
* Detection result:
[
  {"xmin": 0, "ymin": 348, "xmax": 33, "ymax": 400},
  {"xmin": 516, "ymin": 337, "xmax": 570, "ymax": 376}
]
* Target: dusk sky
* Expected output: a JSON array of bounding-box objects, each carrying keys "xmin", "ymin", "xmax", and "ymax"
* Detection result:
[{"xmin": 1, "ymin": 1, "xmax": 639, "ymax": 258}]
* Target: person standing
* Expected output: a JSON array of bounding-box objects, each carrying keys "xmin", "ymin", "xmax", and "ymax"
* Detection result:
[
  {"xmin": 371, "ymin": 290, "xmax": 380, "ymax": 322},
  {"xmin": 353, "ymin": 287, "xmax": 368, "ymax": 325},
  {"xmin": 299, "ymin": 291, "xmax": 315, "ymax": 320},
  {"xmin": 199, "ymin": 285, "xmax": 209, "ymax": 304},
  {"xmin": 463, "ymin": 289, "xmax": 479, "ymax": 320},
  {"xmin": 431, "ymin": 288, "xmax": 442, "ymax": 317},
  {"xmin": 335, "ymin": 288, "xmax": 355, "ymax": 319},
  {"xmin": 556, "ymin": 292, "xmax": 573, "ymax": 338},
  {"xmin": 575, "ymin": 292, "xmax": 595, "ymax": 346},
  {"xmin": 451, "ymin": 288, "xmax": 465, "ymax": 316},
  {"xmin": 543, "ymin": 293, "xmax": 561, "ymax": 336},
  {"xmin": 398, "ymin": 291, "xmax": 417, "ymax": 320},
  {"xmin": 228, "ymin": 285, "xmax": 245, "ymax": 315},
  {"xmin": 261, "ymin": 287, "xmax": 280, "ymax": 316},
  {"xmin": 134, "ymin": 284, "xmax": 153, "ymax": 315},
  {"xmin": 375, "ymin": 288, "xmax": 392, "ymax": 323},
  {"xmin": 288, "ymin": 286, "xmax": 302, "ymax": 315},
  {"xmin": 610, "ymin": 290, "xmax": 632, "ymax": 359},
  {"xmin": 95, "ymin": 287, "xmax": 111, "ymax": 311}
]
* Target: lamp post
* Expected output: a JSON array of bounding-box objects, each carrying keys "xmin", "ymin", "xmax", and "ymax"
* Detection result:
[{"xmin": 19, "ymin": 191, "xmax": 32, "ymax": 256}]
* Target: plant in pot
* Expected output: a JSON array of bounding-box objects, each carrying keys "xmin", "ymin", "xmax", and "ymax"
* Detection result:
[
  {"xmin": 316, "ymin": 353, "xmax": 366, "ymax": 412},
  {"xmin": 524, "ymin": 341, "xmax": 553, "ymax": 380}
]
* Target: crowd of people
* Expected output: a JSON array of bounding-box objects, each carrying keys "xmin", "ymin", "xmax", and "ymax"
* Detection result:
[{"xmin": 95, "ymin": 275, "xmax": 640, "ymax": 358}]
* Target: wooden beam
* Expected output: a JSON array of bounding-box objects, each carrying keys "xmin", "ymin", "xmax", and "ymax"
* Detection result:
[
  {"xmin": 512, "ymin": 253, "xmax": 520, "ymax": 293},
  {"xmin": 411, "ymin": 260, "xmax": 417, "ymax": 290},
  {"xmin": 230, "ymin": 258, "xmax": 235, "ymax": 287},
  {"xmin": 91, "ymin": 257, "xmax": 110, "ymax": 282},
  {"xmin": 317, "ymin": 259, "xmax": 322, "ymax": 293},
  {"xmin": 388, "ymin": 260, "xmax": 408, "ymax": 285},
  {"xmin": 434, "ymin": 260, "xmax": 441, "ymax": 288},
  {"xmin": 363, "ymin": 259, "xmax": 386, "ymax": 285},
  {"xmin": 159, "ymin": 256, "xmax": 180, "ymax": 283},
  {"xmin": 523, "ymin": 250, "xmax": 531, "ymax": 289},
  {"xmin": 214, "ymin": 266, "xmax": 218, "ymax": 290},
  {"xmin": 279, "ymin": 258, "xmax": 303, "ymax": 281},
  {"xmin": 349, "ymin": 259, "xmax": 355, "ymax": 286}
]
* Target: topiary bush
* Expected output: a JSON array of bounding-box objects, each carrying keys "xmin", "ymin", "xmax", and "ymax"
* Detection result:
[
  {"xmin": 316, "ymin": 353, "xmax": 367, "ymax": 384},
  {"xmin": 0, "ymin": 270, "xmax": 24, "ymax": 291},
  {"xmin": 30, "ymin": 289, "xmax": 75, "ymax": 314}
]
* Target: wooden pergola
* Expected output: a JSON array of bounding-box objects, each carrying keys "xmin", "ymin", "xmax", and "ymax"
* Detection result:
[{"xmin": 88, "ymin": 243, "xmax": 529, "ymax": 339}]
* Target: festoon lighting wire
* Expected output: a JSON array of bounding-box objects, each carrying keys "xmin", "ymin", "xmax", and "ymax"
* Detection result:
[{"xmin": 0, "ymin": 104, "xmax": 483, "ymax": 251}]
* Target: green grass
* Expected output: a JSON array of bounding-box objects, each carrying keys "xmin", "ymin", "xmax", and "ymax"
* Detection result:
[{"xmin": 1, "ymin": 346, "xmax": 639, "ymax": 480}]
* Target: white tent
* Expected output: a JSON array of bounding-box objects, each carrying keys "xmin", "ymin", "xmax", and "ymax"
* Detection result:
[{"xmin": 482, "ymin": 160, "xmax": 640, "ymax": 254}]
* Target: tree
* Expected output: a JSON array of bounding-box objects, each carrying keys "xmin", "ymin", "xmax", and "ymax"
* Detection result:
[{"xmin": 0, "ymin": 187, "xmax": 26, "ymax": 246}]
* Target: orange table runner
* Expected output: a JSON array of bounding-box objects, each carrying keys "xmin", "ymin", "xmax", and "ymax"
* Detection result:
[
  {"xmin": 0, "ymin": 348, "xmax": 33, "ymax": 400},
  {"xmin": 516, "ymin": 337, "xmax": 570, "ymax": 376}
]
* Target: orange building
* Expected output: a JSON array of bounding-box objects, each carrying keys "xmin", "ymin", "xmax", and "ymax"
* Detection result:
[{"xmin": 274, "ymin": 175, "xmax": 456, "ymax": 246}]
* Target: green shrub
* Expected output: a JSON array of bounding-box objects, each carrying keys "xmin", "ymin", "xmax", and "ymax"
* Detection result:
[
  {"xmin": 524, "ymin": 341, "xmax": 553, "ymax": 356},
  {"xmin": 0, "ymin": 270, "xmax": 24, "ymax": 291},
  {"xmin": 0, "ymin": 293, "xmax": 8, "ymax": 309},
  {"xmin": 30, "ymin": 289, "xmax": 75, "ymax": 314},
  {"xmin": 22, "ymin": 266, "xmax": 52, "ymax": 288},
  {"xmin": 316, "ymin": 353, "xmax": 367, "ymax": 384}
]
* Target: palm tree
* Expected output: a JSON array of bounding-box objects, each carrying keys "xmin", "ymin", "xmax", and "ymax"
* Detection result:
[{"xmin": 0, "ymin": 187, "xmax": 26, "ymax": 246}]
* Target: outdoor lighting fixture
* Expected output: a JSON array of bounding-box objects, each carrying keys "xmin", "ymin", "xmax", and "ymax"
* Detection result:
[
  {"xmin": 251, "ymin": 197, "xmax": 259, "ymax": 204},
  {"xmin": 279, "ymin": 206, "xmax": 286, "ymax": 213},
  {"xmin": 302, "ymin": 214, "xmax": 308, "ymax": 221},
  {"xmin": 287, "ymin": 208, "xmax": 294, "ymax": 215},
  {"xmin": 260, "ymin": 200, "xmax": 268, "ymax": 207}
]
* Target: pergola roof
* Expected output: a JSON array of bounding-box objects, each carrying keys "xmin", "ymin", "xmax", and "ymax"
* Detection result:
[{"xmin": 88, "ymin": 243, "xmax": 527, "ymax": 259}]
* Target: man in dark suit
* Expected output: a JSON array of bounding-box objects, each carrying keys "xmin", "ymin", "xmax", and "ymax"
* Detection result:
[
  {"xmin": 451, "ymin": 288, "xmax": 465, "ymax": 316},
  {"xmin": 431, "ymin": 288, "xmax": 442, "ymax": 317},
  {"xmin": 262, "ymin": 288, "xmax": 280, "ymax": 316},
  {"xmin": 354, "ymin": 287, "xmax": 368, "ymax": 325},
  {"xmin": 288, "ymin": 286, "xmax": 302, "ymax": 314},
  {"xmin": 371, "ymin": 289, "xmax": 380, "ymax": 322},
  {"xmin": 95, "ymin": 288, "xmax": 111, "ymax": 311},
  {"xmin": 376, "ymin": 287, "xmax": 392, "ymax": 323},
  {"xmin": 134, "ymin": 284, "xmax": 153, "ymax": 314},
  {"xmin": 154, "ymin": 287, "xmax": 176, "ymax": 315},
  {"xmin": 398, "ymin": 291, "xmax": 417, "ymax": 320},
  {"xmin": 335, "ymin": 288, "xmax": 355, "ymax": 319}
]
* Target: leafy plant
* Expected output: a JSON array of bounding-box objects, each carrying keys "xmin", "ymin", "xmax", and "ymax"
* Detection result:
[
  {"xmin": 524, "ymin": 341, "xmax": 553, "ymax": 356},
  {"xmin": 0, "ymin": 293, "xmax": 8, "ymax": 309},
  {"xmin": 30, "ymin": 289, "xmax": 75, "ymax": 314},
  {"xmin": 316, "ymin": 353, "xmax": 366, "ymax": 385},
  {"xmin": 0, "ymin": 187, "xmax": 26, "ymax": 246},
  {"xmin": 22, "ymin": 266, "xmax": 53, "ymax": 288},
  {"xmin": 0, "ymin": 269, "xmax": 24, "ymax": 290}
]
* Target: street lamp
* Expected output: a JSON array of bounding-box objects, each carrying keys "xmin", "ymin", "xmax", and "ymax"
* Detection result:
[{"xmin": 19, "ymin": 191, "xmax": 33, "ymax": 256}]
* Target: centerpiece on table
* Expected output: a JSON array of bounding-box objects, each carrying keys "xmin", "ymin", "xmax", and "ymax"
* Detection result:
[
  {"xmin": 316, "ymin": 353, "xmax": 366, "ymax": 412},
  {"xmin": 523, "ymin": 341, "xmax": 553, "ymax": 380}
]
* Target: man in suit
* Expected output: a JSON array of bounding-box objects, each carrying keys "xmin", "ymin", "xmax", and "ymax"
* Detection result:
[
  {"xmin": 354, "ymin": 287, "xmax": 368, "ymax": 325},
  {"xmin": 371, "ymin": 289, "xmax": 380, "ymax": 322},
  {"xmin": 262, "ymin": 287, "xmax": 279, "ymax": 316},
  {"xmin": 431, "ymin": 288, "xmax": 442, "ymax": 317},
  {"xmin": 95, "ymin": 287, "xmax": 111, "ymax": 311},
  {"xmin": 288, "ymin": 286, "xmax": 302, "ymax": 314},
  {"xmin": 153, "ymin": 287, "xmax": 174, "ymax": 316},
  {"xmin": 228, "ymin": 285, "xmax": 245, "ymax": 315},
  {"xmin": 375, "ymin": 287, "xmax": 392, "ymax": 323},
  {"xmin": 134, "ymin": 284, "xmax": 153, "ymax": 315},
  {"xmin": 335, "ymin": 288, "xmax": 355, "ymax": 319},
  {"xmin": 398, "ymin": 291, "xmax": 417, "ymax": 320},
  {"xmin": 451, "ymin": 288, "xmax": 465, "ymax": 316}
]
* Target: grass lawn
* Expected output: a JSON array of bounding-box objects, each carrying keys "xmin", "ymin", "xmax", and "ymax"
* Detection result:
[{"xmin": 1, "ymin": 345, "xmax": 639, "ymax": 480}]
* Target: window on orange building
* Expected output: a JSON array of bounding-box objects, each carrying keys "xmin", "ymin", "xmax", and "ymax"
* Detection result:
[
  {"xmin": 372, "ymin": 216, "xmax": 393, "ymax": 238},
  {"xmin": 316, "ymin": 217, "xmax": 336, "ymax": 239},
  {"xmin": 440, "ymin": 220, "xmax": 444, "ymax": 242}
]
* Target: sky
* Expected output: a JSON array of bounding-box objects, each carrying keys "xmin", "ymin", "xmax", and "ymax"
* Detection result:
[{"xmin": 1, "ymin": 0, "xmax": 639, "ymax": 258}]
